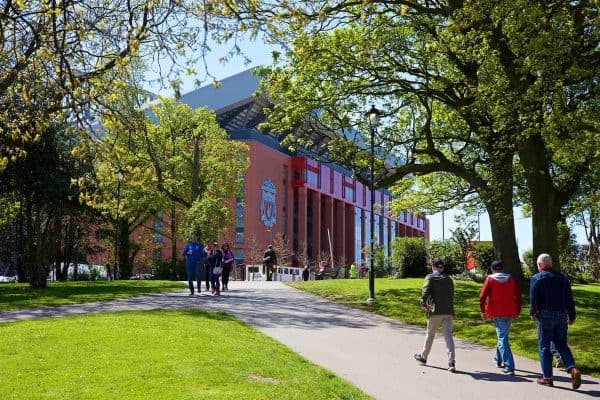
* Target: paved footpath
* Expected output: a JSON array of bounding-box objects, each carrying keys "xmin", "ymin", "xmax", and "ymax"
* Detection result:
[{"xmin": 1, "ymin": 281, "xmax": 599, "ymax": 399}]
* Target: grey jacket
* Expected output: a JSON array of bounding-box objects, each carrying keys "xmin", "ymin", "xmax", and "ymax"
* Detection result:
[{"xmin": 420, "ymin": 272, "xmax": 454, "ymax": 316}]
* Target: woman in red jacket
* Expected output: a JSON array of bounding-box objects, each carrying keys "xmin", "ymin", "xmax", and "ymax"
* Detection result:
[{"xmin": 479, "ymin": 260, "xmax": 522, "ymax": 375}]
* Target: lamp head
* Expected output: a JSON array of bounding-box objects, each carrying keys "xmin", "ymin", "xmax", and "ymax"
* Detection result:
[{"xmin": 365, "ymin": 105, "xmax": 380, "ymax": 128}]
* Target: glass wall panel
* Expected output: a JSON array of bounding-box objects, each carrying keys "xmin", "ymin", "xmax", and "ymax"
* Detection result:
[
  {"xmin": 354, "ymin": 207, "xmax": 362, "ymax": 264},
  {"xmin": 383, "ymin": 218, "xmax": 389, "ymax": 258}
]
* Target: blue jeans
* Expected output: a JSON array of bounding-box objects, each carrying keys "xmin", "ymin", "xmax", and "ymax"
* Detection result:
[
  {"xmin": 209, "ymin": 267, "xmax": 220, "ymax": 292},
  {"xmin": 493, "ymin": 317, "xmax": 515, "ymax": 371},
  {"xmin": 186, "ymin": 261, "xmax": 201, "ymax": 294},
  {"xmin": 537, "ymin": 311, "xmax": 575, "ymax": 379}
]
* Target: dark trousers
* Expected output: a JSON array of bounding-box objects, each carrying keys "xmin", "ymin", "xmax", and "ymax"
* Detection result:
[
  {"xmin": 537, "ymin": 311, "xmax": 575, "ymax": 379},
  {"xmin": 222, "ymin": 267, "xmax": 231, "ymax": 288},
  {"xmin": 186, "ymin": 262, "xmax": 201, "ymax": 294},
  {"xmin": 210, "ymin": 269, "xmax": 220, "ymax": 292},
  {"xmin": 203, "ymin": 265, "xmax": 210, "ymax": 290}
]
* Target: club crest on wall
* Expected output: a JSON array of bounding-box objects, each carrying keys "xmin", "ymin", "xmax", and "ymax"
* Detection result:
[{"xmin": 260, "ymin": 179, "xmax": 277, "ymax": 228}]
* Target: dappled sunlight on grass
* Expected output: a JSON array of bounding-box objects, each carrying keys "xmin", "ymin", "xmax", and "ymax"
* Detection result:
[
  {"xmin": 289, "ymin": 278, "xmax": 600, "ymax": 377},
  {"xmin": 0, "ymin": 280, "xmax": 185, "ymax": 311}
]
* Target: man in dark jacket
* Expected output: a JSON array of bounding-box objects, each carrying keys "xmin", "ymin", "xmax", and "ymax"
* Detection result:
[
  {"xmin": 479, "ymin": 260, "xmax": 522, "ymax": 375},
  {"xmin": 206, "ymin": 242, "xmax": 223, "ymax": 296},
  {"xmin": 263, "ymin": 245, "xmax": 277, "ymax": 281},
  {"xmin": 530, "ymin": 253, "xmax": 581, "ymax": 389},
  {"xmin": 413, "ymin": 258, "xmax": 456, "ymax": 372}
]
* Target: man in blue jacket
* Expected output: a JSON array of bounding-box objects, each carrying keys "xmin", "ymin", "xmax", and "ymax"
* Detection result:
[
  {"xmin": 183, "ymin": 235, "xmax": 205, "ymax": 296},
  {"xmin": 530, "ymin": 253, "xmax": 581, "ymax": 389}
]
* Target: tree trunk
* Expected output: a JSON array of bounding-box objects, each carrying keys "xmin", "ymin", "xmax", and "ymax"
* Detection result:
[
  {"xmin": 485, "ymin": 197, "xmax": 524, "ymax": 286},
  {"xmin": 118, "ymin": 219, "xmax": 132, "ymax": 279},
  {"xmin": 170, "ymin": 204, "xmax": 177, "ymax": 279},
  {"xmin": 587, "ymin": 211, "xmax": 600, "ymax": 279},
  {"xmin": 530, "ymin": 193, "xmax": 562, "ymax": 270},
  {"xmin": 24, "ymin": 197, "xmax": 48, "ymax": 289},
  {"xmin": 518, "ymin": 136, "xmax": 561, "ymax": 270},
  {"xmin": 58, "ymin": 214, "xmax": 75, "ymax": 281}
]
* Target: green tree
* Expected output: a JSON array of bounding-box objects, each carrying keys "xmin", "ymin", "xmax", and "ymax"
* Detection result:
[
  {"xmin": 76, "ymin": 81, "xmax": 164, "ymax": 279},
  {"xmin": 522, "ymin": 249, "xmax": 535, "ymax": 277},
  {"xmin": 0, "ymin": 122, "xmax": 91, "ymax": 288},
  {"xmin": 0, "ymin": 0, "xmax": 256, "ymax": 176},
  {"xmin": 391, "ymin": 237, "xmax": 428, "ymax": 278},
  {"xmin": 81, "ymin": 97, "xmax": 249, "ymax": 275},
  {"xmin": 565, "ymin": 167, "xmax": 600, "ymax": 280},
  {"xmin": 144, "ymin": 98, "xmax": 249, "ymax": 242},
  {"xmin": 471, "ymin": 242, "xmax": 496, "ymax": 276},
  {"xmin": 219, "ymin": 0, "xmax": 599, "ymax": 282},
  {"xmin": 449, "ymin": 215, "xmax": 478, "ymax": 275},
  {"xmin": 427, "ymin": 240, "xmax": 463, "ymax": 276}
]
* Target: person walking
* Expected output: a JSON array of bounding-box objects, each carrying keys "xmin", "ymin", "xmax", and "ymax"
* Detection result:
[
  {"xmin": 413, "ymin": 258, "xmax": 456, "ymax": 372},
  {"xmin": 203, "ymin": 243, "xmax": 212, "ymax": 292},
  {"xmin": 263, "ymin": 244, "xmax": 277, "ymax": 281},
  {"xmin": 479, "ymin": 260, "xmax": 522, "ymax": 375},
  {"xmin": 206, "ymin": 242, "xmax": 223, "ymax": 296},
  {"xmin": 182, "ymin": 234, "xmax": 205, "ymax": 296},
  {"xmin": 302, "ymin": 265, "xmax": 310, "ymax": 281},
  {"xmin": 221, "ymin": 243, "xmax": 235, "ymax": 291},
  {"xmin": 530, "ymin": 253, "xmax": 581, "ymax": 389},
  {"xmin": 349, "ymin": 263, "xmax": 357, "ymax": 279}
]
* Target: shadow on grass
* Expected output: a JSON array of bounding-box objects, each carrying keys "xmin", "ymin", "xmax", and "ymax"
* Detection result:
[{"xmin": 0, "ymin": 281, "xmax": 183, "ymax": 311}]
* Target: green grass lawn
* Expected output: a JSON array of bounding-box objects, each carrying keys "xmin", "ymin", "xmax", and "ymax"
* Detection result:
[
  {"xmin": 0, "ymin": 309, "xmax": 369, "ymax": 400},
  {"xmin": 0, "ymin": 280, "xmax": 185, "ymax": 311},
  {"xmin": 289, "ymin": 278, "xmax": 600, "ymax": 378}
]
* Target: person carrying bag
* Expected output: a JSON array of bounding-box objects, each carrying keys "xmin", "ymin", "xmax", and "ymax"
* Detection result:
[{"xmin": 206, "ymin": 242, "xmax": 223, "ymax": 296}]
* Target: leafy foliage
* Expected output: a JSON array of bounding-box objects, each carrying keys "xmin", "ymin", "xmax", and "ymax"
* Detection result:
[
  {"xmin": 221, "ymin": 0, "xmax": 600, "ymax": 280},
  {"xmin": 0, "ymin": 0, "xmax": 230, "ymax": 173},
  {"xmin": 471, "ymin": 242, "xmax": 496, "ymax": 276},
  {"xmin": 78, "ymin": 95, "xmax": 249, "ymax": 272},
  {"xmin": 391, "ymin": 237, "xmax": 428, "ymax": 278},
  {"xmin": 427, "ymin": 240, "xmax": 464, "ymax": 276}
]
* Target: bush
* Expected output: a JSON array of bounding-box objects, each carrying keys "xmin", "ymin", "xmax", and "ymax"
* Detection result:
[
  {"xmin": 427, "ymin": 240, "xmax": 464, "ymax": 275},
  {"xmin": 153, "ymin": 259, "xmax": 186, "ymax": 280},
  {"xmin": 89, "ymin": 266, "xmax": 102, "ymax": 281},
  {"xmin": 374, "ymin": 245, "xmax": 389, "ymax": 278},
  {"xmin": 522, "ymin": 249, "xmax": 535, "ymax": 276},
  {"xmin": 471, "ymin": 242, "xmax": 496, "ymax": 275},
  {"xmin": 391, "ymin": 237, "xmax": 428, "ymax": 278}
]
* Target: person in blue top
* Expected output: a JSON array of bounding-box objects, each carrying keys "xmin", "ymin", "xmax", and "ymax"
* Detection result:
[
  {"xmin": 530, "ymin": 253, "xmax": 581, "ymax": 389},
  {"xmin": 183, "ymin": 234, "xmax": 205, "ymax": 296}
]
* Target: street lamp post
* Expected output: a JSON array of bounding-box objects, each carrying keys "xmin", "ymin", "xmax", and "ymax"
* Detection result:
[
  {"xmin": 366, "ymin": 105, "xmax": 380, "ymax": 303},
  {"xmin": 114, "ymin": 170, "xmax": 124, "ymax": 280}
]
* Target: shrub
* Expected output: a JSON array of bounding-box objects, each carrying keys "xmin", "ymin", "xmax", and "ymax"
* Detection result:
[
  {"xmin": 471, "ymin": 242, "xmax": 496, "ymax": 275},
  {"xmin": 153, "ymin": 259, "xmax": 186, "ymax": 280},
  {"xmin": 522, "ymin": 249, "xmax": 535, "ymax": 276},
  {"xmin": 391, "ymin": 237, "xmax": 428, "ymax": 278},
  {"xmin": 89, "ymin": 266, "xmax": 102, "ymax": 281},
  {"xmin": 427, "ymin": 240, "xmax": 463, "ymax": 275}
]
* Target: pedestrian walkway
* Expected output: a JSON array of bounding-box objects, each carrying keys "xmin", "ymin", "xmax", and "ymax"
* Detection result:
[{"xmin": 1, "ymin": 281, "xmax": 598, "ymax": 399}]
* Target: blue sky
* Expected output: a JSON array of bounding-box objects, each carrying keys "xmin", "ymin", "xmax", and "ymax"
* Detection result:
[{"xmin": 150, "ymin": 38, "xmax": 587, "ymax": 258}]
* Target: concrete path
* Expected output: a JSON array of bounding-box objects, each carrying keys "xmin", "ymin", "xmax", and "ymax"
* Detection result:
[{"xmin": 1, "ymin": 281, "xmax": 599, "ymax": 399}]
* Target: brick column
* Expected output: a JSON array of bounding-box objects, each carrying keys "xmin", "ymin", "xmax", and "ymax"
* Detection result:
[
  {"xmin": 345, "ymin": 205, "xmax": 355, "ymax": 266},
  {"xmin": 311, "ymin": 191, "xmax": 321, "ymax": 262},
  {"xmin": 297, "ymin": 187, "xmax": 308, "ymax": 253},
  {"xmin": 335, "ymin": 201, "xmax": 346, "ymax": 266},
  {"xmin": 324, "ymin": 196, "xmax": 335, "ymax": 263}
]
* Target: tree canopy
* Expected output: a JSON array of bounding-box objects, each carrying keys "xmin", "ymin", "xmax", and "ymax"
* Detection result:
[{"xmin": 218, "ymin": 0, "xmax": 599, "ymax": 277}]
